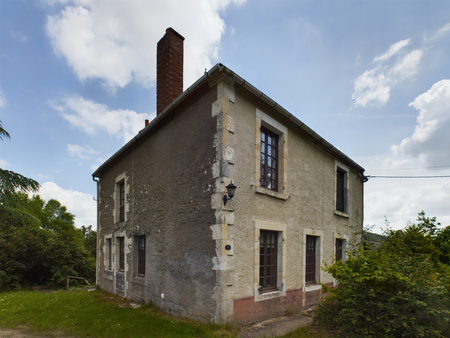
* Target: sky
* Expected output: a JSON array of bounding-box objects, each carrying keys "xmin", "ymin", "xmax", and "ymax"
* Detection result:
[{"xmin": 1, "ymin": 0, "xmax": 450, "ymax": 233}]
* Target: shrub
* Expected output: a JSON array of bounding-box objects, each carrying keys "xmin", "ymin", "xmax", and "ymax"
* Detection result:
[{"xmin": 315, "ymin": 215, "xmax": 450, "ymax": 337}]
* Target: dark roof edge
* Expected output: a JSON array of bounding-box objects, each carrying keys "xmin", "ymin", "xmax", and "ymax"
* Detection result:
[
  {"xmin": 217, "ymin": 64, "xmax": 365, "ymax": 173},
  {"xmin": 93, "ymin": 63, "xmax": 364, "ymax": 178}
]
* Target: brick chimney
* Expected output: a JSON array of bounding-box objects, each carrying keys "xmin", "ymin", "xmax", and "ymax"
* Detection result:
[{"xmin": 156, "ymin": 28, "xmax": 185, "ymax": 115}]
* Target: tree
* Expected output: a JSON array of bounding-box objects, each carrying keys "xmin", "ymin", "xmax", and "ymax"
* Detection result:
[
  {"xmin": 315, "ymin": 212, "xmax": 450, "ymax": 337},
  {"xmin": 0, "ymin": 192, "xmax": 95, "ymax": 289},
  {"xmin": 0, "ymin": 121, "xmax": 40, "ymax": 200}
]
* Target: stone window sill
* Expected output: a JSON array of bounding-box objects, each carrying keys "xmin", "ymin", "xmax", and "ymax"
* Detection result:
[
  {"xmin": 255, "ymin": 288, "xmax": 285, "ymax": 302},
  {"xmin": 255, "ymin": 186, "xmax": 288, "ymax": 200},
  {"xmin": 304, "ymin": 284, "xmax": 322, "ymax": 292},
  {"xmin": 334, "ymin": 210, "xmax": 349, "ymax": 218}
]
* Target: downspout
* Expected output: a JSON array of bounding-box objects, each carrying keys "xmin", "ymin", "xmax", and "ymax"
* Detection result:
[{"xmin": 92, "ymin": 176, "xmax": 100, "ymax": 287}]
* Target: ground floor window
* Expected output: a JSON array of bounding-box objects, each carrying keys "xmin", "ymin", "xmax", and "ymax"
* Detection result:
[
  {"xmin": 137, "ymin": 235, "xmax": 146, "ymax": 276},
  {"xmin": 336, "ymin": 238, "xmax": 343, "ymax": 261},
  {"xmin": 305, "ymin": 235, "xmax": 319, "ymax": 283},
  {"xmin": 259, "ymin": 230, "xmax": 278, "ymax": 292},
  {"xmin": 118, "ymin": 237, "xmax": 125, "ymax": 271},
  {"xmin": 106, "ymin": 238, "xmax": 112, "ymax": 270}
]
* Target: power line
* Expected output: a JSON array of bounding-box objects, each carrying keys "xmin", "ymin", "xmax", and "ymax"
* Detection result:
[
  {"xmin": 369, "ymin": 165, "xmax": 450, "ymax": 172},
  {"xmin": 366, "ymin": 175, "xmax": 450, "ymax": 180}
]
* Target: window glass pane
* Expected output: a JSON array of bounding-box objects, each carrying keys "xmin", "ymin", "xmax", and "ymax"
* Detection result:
[
  {"xmin": 260, "ymin": 127, "xmax": 278, "ymax": 191},
  {"xmin": 259, "ymin": 230, "xmax": 278, "ymax": 291}
]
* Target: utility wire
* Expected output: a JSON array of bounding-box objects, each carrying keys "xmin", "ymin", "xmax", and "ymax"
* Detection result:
[{"xmin": 366, "ymin": 175, "xmax": 450, "ymax": 180}]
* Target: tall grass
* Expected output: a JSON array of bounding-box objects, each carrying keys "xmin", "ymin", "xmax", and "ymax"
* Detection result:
[{"xmin": 0, "ymin": 289, "xmax": 235, "ymax": 337}]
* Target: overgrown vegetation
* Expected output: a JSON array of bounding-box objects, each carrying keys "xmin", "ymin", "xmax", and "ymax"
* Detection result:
[
  {"xmin": 0, "ymin": 192, "xmax": 96, "ymax": 290},
  {"xmin": 0, "ymin": 289, "xmax": 236, "ymax": 337},
  {"xmin": 315, "ymin": 211, "xmax": 450, "ymax": 337}
]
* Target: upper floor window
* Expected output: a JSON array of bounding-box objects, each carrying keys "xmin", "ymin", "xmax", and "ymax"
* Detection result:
[
  {"xmin": 260, "ymin": 127, "xmax": 278, "ymax": 191},
  {"xmin": 118, "ymin": 181, "xmax": 125, "ymax": 222},
  {"xmin": 115, "ymin": 173, "xmax": 128, "ymax": 224},
  {"xmin": 254, "ymin": 109, "xmax": 288, "ymax": 200},
  {"xmin": 335, "ymin": 164, "xmax": 349, "ymax": 215}
]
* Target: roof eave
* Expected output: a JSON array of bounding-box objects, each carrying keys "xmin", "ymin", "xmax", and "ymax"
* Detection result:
[{"xmin": 93, "ymin": 63, "xmax": 364, "ymax": 178}]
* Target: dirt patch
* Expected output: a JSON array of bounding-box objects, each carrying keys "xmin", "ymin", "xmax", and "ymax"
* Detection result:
[{"xmin": 238, "ymin": 314, "xmax": 313, "ymax": 337}]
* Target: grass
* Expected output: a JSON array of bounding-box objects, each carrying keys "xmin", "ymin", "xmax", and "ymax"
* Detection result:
[{"xmin": 0, "ymin": 289, "xmax": 236, "ymax": 337}]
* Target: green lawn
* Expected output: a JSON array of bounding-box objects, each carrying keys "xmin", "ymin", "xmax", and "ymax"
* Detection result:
[{"xmin": 0, "ymin": 289, "xmax": 236, "ymax": 337}]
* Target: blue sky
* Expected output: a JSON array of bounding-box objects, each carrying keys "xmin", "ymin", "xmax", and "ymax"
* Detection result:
[{"xmin": 1, "ymin": 0, "xmax": 450, "ymax": 232}]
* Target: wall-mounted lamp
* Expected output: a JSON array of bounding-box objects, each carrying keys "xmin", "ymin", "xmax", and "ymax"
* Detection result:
[{"xmin": 223, "ymin": 181, "xmax": 237, "ymax": 206}]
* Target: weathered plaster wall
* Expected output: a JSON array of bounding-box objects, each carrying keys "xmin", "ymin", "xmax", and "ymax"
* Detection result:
[
  {"xmin": 219, "ymin": 84, "xmax": 364, "ymax": 323},
  {"xmin": 97, "ymin": 85, "xmax": 219, "ymax": 321}
]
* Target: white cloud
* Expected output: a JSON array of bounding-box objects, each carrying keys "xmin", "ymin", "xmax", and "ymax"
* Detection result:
[
  {"xmin": 438, "ymin": 22, "xmax": 450, "ymax": 36},
  {"xmin": 0, "ymin": 90, "xmax": 5, "ymax": 108},
  {"xmin": 45, "ymin": 0, "xmax": 246, "ymax": 91},
  {"xmin": 0, "ymin": 158, "xmax": 10, "ymax": 168},
  {"xmin": 353, "ymin": 40, "xmax": 424, "ymax": 107},
  {"xmin": 38, "ymin": 181, "xmax": 96, "ymax": 228},
  {"xmin": 393, "ymin": 79, "xmax": 450, "ymax": 166},
  {"xmin": 67, "ymin": 144, "xmax": 100, "ymax": 160},
  {"xmin": 361, "ymin": 80, "xmax": 450, "ymax": 232},
  {"xmin": 373, "ymin": 39, "xmax": 410, "ymax": 62},
  {"xmin": 51, "ymin": 94, "xmax": 152, "ymax": 142},
  {"xmin": 364, "ymin": 176, "xmax": 450, "ymax": 232}
]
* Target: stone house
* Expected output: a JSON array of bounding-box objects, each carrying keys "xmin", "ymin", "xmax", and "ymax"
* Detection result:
[{"xmin": 92, "ymin": 28, "xmax": 365, "ymax": 324}]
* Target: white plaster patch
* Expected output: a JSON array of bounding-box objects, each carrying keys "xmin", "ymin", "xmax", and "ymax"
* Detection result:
[{"xmin": 223, "ymin": 145, "xmax": 235, "ymax": 164}]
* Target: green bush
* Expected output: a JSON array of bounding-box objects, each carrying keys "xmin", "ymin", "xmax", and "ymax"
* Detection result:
[{"xmin": 315, "ymin": 213, "xmax": 450, "ymax": 337}]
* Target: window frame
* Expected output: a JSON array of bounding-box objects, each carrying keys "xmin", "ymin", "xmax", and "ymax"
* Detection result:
[
  {"xmin": 137, "ymin": 235, "xmax": 146, "ymax": 276},
  {"xmin": 118, "ymin": 181, "xmax": 125, "ymax": 222},
  {"xmin": 335, "ymin": 238, "xmax": 343, "ymax": 262},
  {"xmin": 254, "ymin": 109, "xmax": 288, "ymax": 200},
  {"xmin": 303, "ymin": 229, "xmax": 323, "ymax": 290},
  {"xmin": 118, "ymin": 237, "xmax": 125, "ymax": 272},
  {"xmin": 335, "ymin": 162, "xmax": 349, "ymax": 217},
  {"xmin": 254, "ymin": 220, "xmax": 286, "ymax": 301},
  {"xmin": 259, "ymin": 230, "xmax": 278, "ymax": 292},
  {"xmin": 305, "ymin": 235, "xmax": 318, "ymax": 284},
  {"xmin": 260, "ymin": 127, "xmax": 279, "ymax": 191},
  {"xmin": 114, "ymin": 173, "xmax": 128, "ymax": 224},
  {"xmin": 106, "ymin": 237, "xmax": 112, "ymax": 270}
]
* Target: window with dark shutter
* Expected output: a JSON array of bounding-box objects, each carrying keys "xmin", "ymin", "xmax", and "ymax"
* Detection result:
[
  {"xmin": 336, "ymin": 168, "xmax": 347, "ymax": 213},
  {"xmin": 137, "ymin": 236, "xmax": 146, "ymax": 276},
  {"xmin": 119, "ymin": 182, "xmax": 125, "ymax": 222},
  {"xmin": 106, "ymin": 238, "xmax": 112, "ymax": 270},
  {"xmin": 118, "ymin": 237, "xmax": 125, "ymax": 271},
  {"xmin": 336, "ymin": 238, "xmax": 343, "ymax": 262}
]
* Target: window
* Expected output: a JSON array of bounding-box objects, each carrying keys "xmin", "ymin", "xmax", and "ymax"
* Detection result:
[
  {"xmin": 254, "ymin": 109, "xmax": 288, "ymax": 200},
  {"xmin": 118, "ymin": 237, "xmax": 125, "ymax": 271},
  {"xmin": 259, "ymin": 230, "xmax": 278, "ymax": 292},
  {"xmin": 118, "ymin": 181, "xmax": 125, "ymax": 222},
  {"xmin": 336, "ymin": 167, "xmax": 348, "ymax": 214},
  {"xmin": 114, "ymin": 174, "xmax": 127, "ymax": 224},
  {"xmin": 137, "ymin": 236, "xmax": 146, "ymax": 276},
  {"xmin": 106, "ymin": 238, "xmax": 112, "ymax": 270},
  {"xmin": 260, "ymin": 127, "xmax": 278, "ymax": 191},
  {"xmin": 305, "ymin": 235, "xmax": 318, "ymax": 283},
  {"xmin": 336, "ymin": 238, "xmax": 343, "ymax": 262}
]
